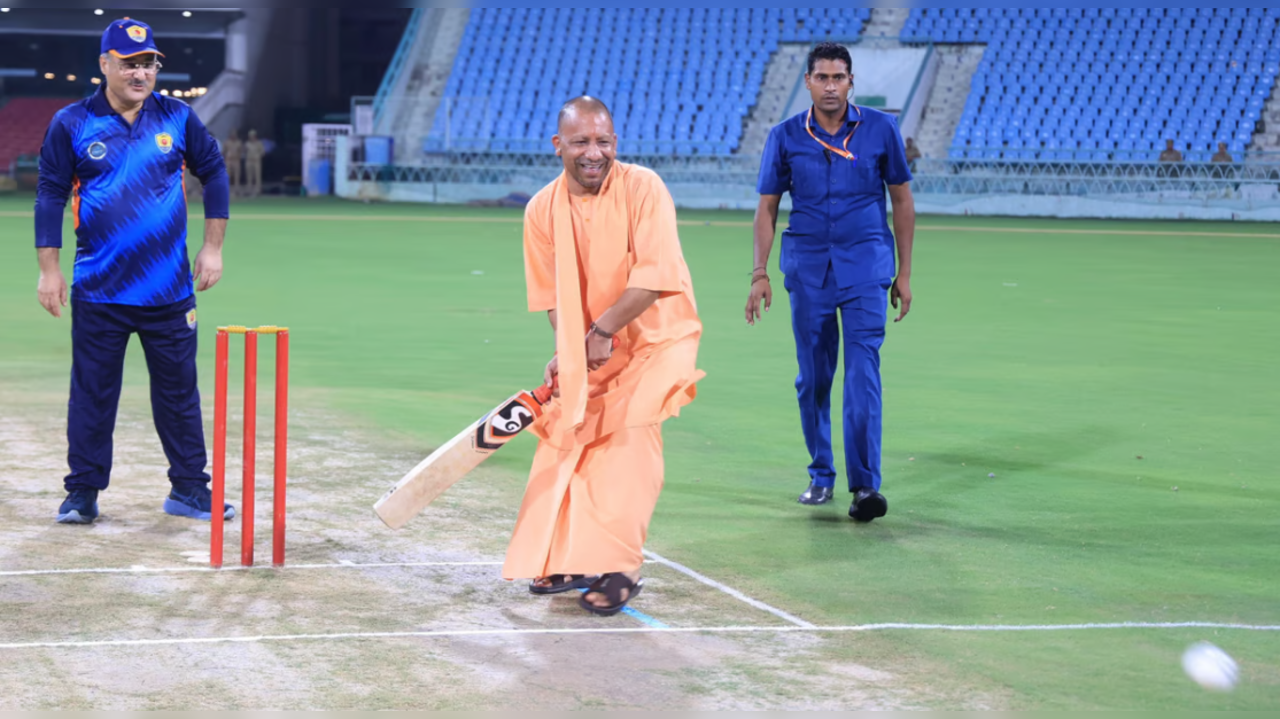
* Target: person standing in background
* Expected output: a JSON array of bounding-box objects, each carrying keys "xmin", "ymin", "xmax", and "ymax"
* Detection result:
[
  {"xmin": 244, "ymin": 129, "xmax": 265, "ymax": 197},
  {"xmin": 745, "ymin": 42, "xmax": 916, "ymax": 523},
  {"xmin": 222, "ymin": 130, "xmax": 244, "ymax": 197}
]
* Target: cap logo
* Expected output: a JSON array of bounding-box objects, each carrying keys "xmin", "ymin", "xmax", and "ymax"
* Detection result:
[{"xmin": 127, "ymin": 25, "xmax": 148, "ymax": 43}]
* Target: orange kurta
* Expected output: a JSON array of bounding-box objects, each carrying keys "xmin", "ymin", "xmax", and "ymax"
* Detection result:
[{"xmin": 502, "ymin": 162, "xmax": 704, "ymax": 579}]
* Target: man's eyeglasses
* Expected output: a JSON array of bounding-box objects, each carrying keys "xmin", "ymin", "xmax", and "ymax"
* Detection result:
[{"xmin": 113, "ymin": 59, "xmax": 162, "ymax": 74}]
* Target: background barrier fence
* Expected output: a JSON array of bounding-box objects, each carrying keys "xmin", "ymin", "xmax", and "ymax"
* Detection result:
[{"xmin": 334, "ymin": 138, "xmax": 1280, "ymax": 219}]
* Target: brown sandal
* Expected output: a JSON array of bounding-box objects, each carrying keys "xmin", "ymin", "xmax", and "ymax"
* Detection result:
[
  {"xmin": 578, "ymin": 573, "xmax": 644, "ymax": 616},
  {"xmin": 528, "ymin": 574, "xmax": 594, "ymax": 595}
]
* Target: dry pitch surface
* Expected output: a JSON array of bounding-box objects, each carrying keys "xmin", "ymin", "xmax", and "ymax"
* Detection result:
[{"xmin": 0, "ymin": 385, "xmax": 981, "ymax": 711}]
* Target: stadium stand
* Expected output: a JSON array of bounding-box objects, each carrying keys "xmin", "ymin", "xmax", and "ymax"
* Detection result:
[
  {"xmin": 900, "ymin": 7, "xmax": 1280, "ymax": 162},
  {"xmin": 424, "ymin": 7, "xmax": 872, "ymax": 156},
  {"xmin": 0, "ymin": 98, "xmax": 75, "ymax": 172}
]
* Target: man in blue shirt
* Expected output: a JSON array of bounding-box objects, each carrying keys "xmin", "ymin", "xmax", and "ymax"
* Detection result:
[
  {"xmin": 35, "ymin": 18, "xmax": 234, "ymax": 524},
  {"xmin": 746, "ymin": 42, "xmax": 916, "ymax": 522}
]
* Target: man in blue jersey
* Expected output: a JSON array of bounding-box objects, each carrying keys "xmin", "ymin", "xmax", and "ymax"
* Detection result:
[
  {"xmin": 745, "ymin": 42, "xmax": 916, "ymax": 523},
  {"xmin": 35, "ymin": 18, "xmax": 233, "ymax": 525}
]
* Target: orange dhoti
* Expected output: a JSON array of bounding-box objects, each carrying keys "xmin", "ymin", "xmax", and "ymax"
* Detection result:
[
  {"xmin": 504, "ymin": 424, "xmax": 663, "ymax": 578},
  {"xmin": 502, "ymin": 161, "xmax": 703, "ymax": 581}
]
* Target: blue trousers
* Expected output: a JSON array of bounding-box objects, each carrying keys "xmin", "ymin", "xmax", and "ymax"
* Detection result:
[
  {"xmin": 786, "ymin": 265, "xmax": 891, "ymax": 492},
  {"xmin": 65, "ymin": 296, "xmax": 210, "ymax": 491}
]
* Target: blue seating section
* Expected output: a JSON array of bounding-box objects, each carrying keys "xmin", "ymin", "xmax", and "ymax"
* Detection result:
[
  {"xmin": 900, "ymin": 8, "xmax": 1280, "ymax": 162},
  {"xmin": 426, "ymin": 8, "xmax": 871, "ymax": 156}
]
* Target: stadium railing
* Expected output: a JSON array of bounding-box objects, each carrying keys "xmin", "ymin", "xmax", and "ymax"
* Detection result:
[
  {"xmin": 346, "ymin": 149, "xmax": 759, "ymax": 187},
  {"xmin": 911, "ymin": 155, "xmax": 1280, "ymax": 201},
  {"xmin": 347, "ymin": 145, "xmax": 1280, "ymax": 193},
  {"xmin": 338, "ymin": 143, "xmax": 1280, "ymax": 217}
]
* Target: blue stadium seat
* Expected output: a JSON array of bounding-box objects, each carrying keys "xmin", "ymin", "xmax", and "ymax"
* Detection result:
[
  {"xmin": 432, "ymin": 9, "xmax": 1280, "ymax": 161},
  {"xmin": 425, "ymin": 9, "xmax": 840, "ymax": 156},
  {"xmin": 893, "ymin": 7, "xmax": 1280, "ymax": 163}
]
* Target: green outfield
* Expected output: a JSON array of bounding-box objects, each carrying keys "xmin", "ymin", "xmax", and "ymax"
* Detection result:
[{"xmin": 1, "ymin": 195, "xmax": 1277, "ymax": 709}]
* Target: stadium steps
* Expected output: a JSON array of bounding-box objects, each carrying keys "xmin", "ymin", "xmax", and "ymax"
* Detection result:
[
  {"xmin": 865, "ymin": 8, "xmax": 911, "ymax": 39},
  {"xmin": 739, "ymin": 44, "xmax": 810, "ymax": 156},
  {"xmin": 914, "ymin": 45, "xmax": 986, "ymax": 159},
  {"xmin": 381, "ymin": 7, "xmax": 471, "ymax": 163},
  {"xmin": 1248, "ymin": 76, "xmax": 1280, "ymax": 153}
]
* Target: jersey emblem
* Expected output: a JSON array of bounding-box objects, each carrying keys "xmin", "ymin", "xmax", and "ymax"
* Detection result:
[
  {"xmin": 156, "ymin": 133, "xmax": 174, "ymax": 154},
  {"xmin": 87, "ymin": 142, "xmax": 108, "ymax": 160}
]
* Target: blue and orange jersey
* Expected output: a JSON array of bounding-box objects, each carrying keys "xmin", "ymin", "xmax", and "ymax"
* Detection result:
[{"xmin": 35, "ymin": 86, "xmax": 229, "ymax": 306}]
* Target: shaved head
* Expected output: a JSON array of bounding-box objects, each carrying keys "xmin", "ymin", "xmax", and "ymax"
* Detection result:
[{"xmin": 557, "ymin": 96, "xmax": 613, "ymax": 133}]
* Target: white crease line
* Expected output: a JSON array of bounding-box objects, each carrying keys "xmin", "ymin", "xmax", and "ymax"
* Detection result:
[
  {"xmin": 0, "ymin": 561, "xmax": 503, "ymax": 577},
  {"xmin": 1, "ymin": 622, "xmax": 1276, "ymax": 651},
  {"xmin": 643, "ymin": 550, "xmax": 816, "ymax": 628}
]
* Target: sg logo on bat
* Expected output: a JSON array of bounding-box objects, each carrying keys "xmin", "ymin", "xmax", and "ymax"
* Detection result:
[{"xmin": 474, "ymin": 392, "xmax": 543, "ymax": 451}]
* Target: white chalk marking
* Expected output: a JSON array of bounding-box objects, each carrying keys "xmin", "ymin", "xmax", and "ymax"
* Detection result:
[
  {"xmin": 643, "ymin": 550, "xmax": 815, "ymax": 628},
  {"xmin": 1, "ymin": 622, "xmax": 1275, "ymax": 651},
  {"xmin": 0, "ymin": 561, "xmax": 503, "ymax": 578}
]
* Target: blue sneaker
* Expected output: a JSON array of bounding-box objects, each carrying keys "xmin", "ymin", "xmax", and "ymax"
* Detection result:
[
  {"xmin": 163, "ymin": 482, "xmax": 236, "ymax": 521},
  {"xmin": 57, "ymin": 487, "xmax": 100, "ymax": 524}
]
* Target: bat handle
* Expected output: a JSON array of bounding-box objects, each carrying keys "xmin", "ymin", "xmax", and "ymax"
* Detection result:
[
  {"xmin": 533, "ymin": 383, "xmax": 555, "ymax": 405},
  {"xmin": 533, "ymin": 337, "xmax": 621, "ymax": 405}
]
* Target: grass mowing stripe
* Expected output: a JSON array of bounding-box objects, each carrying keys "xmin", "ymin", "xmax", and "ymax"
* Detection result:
[{"xmin": 6, "ymin": 207, "xmax": 1280, "ymax": 239}]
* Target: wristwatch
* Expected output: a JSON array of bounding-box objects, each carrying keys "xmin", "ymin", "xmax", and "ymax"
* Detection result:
[{"xmin": 590, "ymin": 322, "xmax": 614, "ymax": 339}]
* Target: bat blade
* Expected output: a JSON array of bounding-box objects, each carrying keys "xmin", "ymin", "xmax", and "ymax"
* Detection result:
[{"xmin": 374, "ymin": 388, "xmax": 548, "ymax": 529}]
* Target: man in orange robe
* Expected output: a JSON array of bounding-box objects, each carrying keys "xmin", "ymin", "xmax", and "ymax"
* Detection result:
[{"xmin": 502, "ymin": 97, "xmax": 703, "ymax": 616}]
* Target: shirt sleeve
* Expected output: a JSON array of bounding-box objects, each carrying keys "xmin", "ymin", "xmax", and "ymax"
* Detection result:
[
  {"xmin": 523, "ymin": 199, "xmax": 556, "ymax": 313},
  {"xmin": 184, "ymin": 109, "xmax": 230, "ymax": 219},
  {"xmin": 881, "ymin": 117, "xmax": 914, "ymax": 186},
  {"xmin": 626, "ymin": 171, "xmax": 684, "ymax": 296},
  {"xmin": 756, "ymin": 124, "xmax": 790, "ymax": 196},
  {"xmin": 34, "ymin": 115, "xmax": 75, "ymax": 248}
]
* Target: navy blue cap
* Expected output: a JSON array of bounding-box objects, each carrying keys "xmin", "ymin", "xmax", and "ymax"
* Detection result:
[{"xmin": 101, "ymin": 18, "xmax": 164, "ymax": 59}]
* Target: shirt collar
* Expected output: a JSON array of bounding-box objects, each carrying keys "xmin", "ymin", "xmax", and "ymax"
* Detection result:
[
  {"xmin": 598, "ymin": 159, "xmax": 619, "ymax": 196},
  {"xmin": 807, "ymin": 103, "xmax": 862, "ymax": 138}
]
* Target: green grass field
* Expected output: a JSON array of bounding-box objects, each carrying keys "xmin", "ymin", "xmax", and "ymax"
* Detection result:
[{"xmin": 1, "ymin": 194, "xmax": 1277, "ymax": 709}]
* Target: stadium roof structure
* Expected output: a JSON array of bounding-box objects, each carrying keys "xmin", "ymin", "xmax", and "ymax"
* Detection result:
[{"xmin": 0, "ymin": 8, "xmax": 242, "ymax": 39}]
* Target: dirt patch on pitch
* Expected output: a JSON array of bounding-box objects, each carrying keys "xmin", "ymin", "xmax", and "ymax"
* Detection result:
[{"xmin": 0, "ymin": 384, "xmax": 999, "ymax": 710}]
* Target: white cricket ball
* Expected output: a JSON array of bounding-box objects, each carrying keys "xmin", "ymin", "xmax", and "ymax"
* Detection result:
[{"xmin": 1182, "ymin": 642, "xmax": 1239, "ymax": 692}]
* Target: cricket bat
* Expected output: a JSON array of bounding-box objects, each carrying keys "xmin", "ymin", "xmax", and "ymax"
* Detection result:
[
  {"xmin": 374, "ymin": 338, "xmax": 617, "ymax": 529},
  {"xmin": 373, "ymin": 383, "xmax": 554, "ymax": 529}
]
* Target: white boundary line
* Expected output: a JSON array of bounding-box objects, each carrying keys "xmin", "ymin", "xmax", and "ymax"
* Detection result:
[
  {"xmin": 0, "ymin": 561, "xmax": 502, "ymax": 577},
  {"xmin": 644, "ymin": 550, "xmax": 815, "ymax": 628},
  {"xmin": 1, "ymin": 622, "xmax": 1276, "ymax": 651}
]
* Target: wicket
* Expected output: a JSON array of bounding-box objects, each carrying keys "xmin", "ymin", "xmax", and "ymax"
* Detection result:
[{"xmin": 213, "ymin": 325, "xmax": 289, "ymax": 568}]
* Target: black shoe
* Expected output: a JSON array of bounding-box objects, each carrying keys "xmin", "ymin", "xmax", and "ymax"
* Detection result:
[
  {"xmin": 849, "ymin": 489, "xmax": 888, "ymax": 523},
  {"xmin": 798, "ymin": 483, "xmax": 834, "ymax": 505}
]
